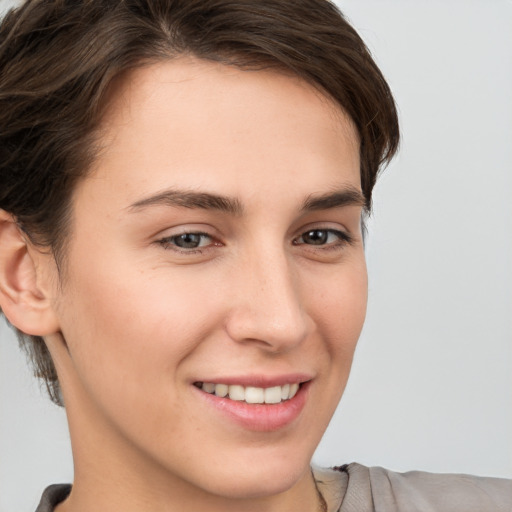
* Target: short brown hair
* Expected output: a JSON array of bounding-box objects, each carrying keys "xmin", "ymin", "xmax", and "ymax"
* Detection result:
[{"xmin": 0, "ymin": 0, "xmax": 399, "ymax": 405}]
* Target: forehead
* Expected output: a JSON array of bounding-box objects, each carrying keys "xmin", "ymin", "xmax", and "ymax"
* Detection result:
[
  {"xmin": 82, "ymin": 57, "xmax": 361, "ymax": 211},
  {"xmin": 101, "ymin": 56, "xmax": 357, "ymax": 138}
]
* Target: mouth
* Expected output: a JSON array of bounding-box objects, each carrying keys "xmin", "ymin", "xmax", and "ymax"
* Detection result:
[
  {"xmin": 192, "ymin": 376, "xmax": 312, "ymax": 431},
  {"xmin": 194, "ymin": 382, "xmax": 300, "ymax": 405}
]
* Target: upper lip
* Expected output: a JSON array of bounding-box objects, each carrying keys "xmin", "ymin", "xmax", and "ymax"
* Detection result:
[{"xmin": 193, "ymin": 373, "xmax": 313, "ymax": 388}]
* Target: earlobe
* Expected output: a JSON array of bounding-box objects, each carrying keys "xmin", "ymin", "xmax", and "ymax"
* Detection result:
[{"xmin": 0, "ymin": 210, "xmax": 60, "ymax": 336}]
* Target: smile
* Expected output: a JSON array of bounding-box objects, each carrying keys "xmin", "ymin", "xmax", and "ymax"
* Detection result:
[{"xmin": 195, "ymin": 382, "xmax": 300, "ymax": 404}]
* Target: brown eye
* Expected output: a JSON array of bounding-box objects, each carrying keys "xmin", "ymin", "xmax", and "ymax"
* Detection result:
[
  {"xmin": 175, "ymin": 233, "xmax": 202, "ymax": 248},
  {"xmin": 293, "ymin": 228, "xmax": 354, "ymax": 250},
  {"xmin": 301, "ymin": 230, "xmax": 330, "ymax": 245}
]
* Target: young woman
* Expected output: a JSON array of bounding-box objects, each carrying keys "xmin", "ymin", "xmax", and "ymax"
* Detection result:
[{"xmin": 0, "ymin": 1, "xmax": 510, "ymax": 511}]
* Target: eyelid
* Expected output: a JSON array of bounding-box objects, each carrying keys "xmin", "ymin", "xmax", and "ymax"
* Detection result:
[
  {"xmin": 152, "ymin": 222, "xmax": 356, "ymax": 257},
  {"xmin": 152, "ymin": 222, "xmax": 220, "ymax": 241},
  {"xmin": 155, "ymin": 226, "xmax": 222, "ymax": 254},
  {"xmin": 290, "ymin": 229, "xmax": 355, "ymax": 267},
  {"xmin": 294, "ymin": 228, "xmax": 353, "ymax": 245},
  {"xmin": 294, "ymin": 219, "xmax": 354, "ymax": 239}
]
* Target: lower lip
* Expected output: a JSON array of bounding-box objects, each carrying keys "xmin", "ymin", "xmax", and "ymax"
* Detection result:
[{"xmin": 194, "ymin": 382, "xmax": 310, "ymax": 432}]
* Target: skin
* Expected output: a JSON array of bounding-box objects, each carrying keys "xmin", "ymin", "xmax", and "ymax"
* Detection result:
[{"xmin": 0, "ymin": 58, "xmax": 367, "ymax": 512}]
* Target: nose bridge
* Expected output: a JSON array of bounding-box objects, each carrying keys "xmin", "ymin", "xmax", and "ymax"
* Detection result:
[{"xmin": 226, "ymin": 244, "xmax": 310, "ymax": 350}]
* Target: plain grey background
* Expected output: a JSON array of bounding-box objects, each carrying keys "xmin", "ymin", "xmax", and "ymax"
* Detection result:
[{"xmin": 1, "ymin": 0, "xmax": 511, "ymax": 511}]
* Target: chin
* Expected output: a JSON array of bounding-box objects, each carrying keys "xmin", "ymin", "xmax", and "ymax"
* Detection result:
[
  {"xmin": 182, "ymin": 439, "xmax": 317, "ymax": 500},
  {"xmin": 199, "ymin": 462, "xmax": 309, "ymax": 500}
]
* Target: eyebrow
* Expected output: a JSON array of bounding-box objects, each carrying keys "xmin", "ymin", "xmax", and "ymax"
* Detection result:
[
  {"xmin": 300, "ymin": 187, "xmax": 366, "ymax": 212},
  {"xmin": 128, "ymin": 189, "xmax": 243, "ymax": 215},
  {"xmin": 127, "ymin": 186, "xmax": 366, "ymax": 215}
]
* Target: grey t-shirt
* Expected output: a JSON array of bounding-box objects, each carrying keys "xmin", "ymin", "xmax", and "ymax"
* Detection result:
[
  {"xmin": 315, "ymin": 464, "xmax": 512, "ymax": 512},
  {"xmin": 36, "ymin": 464, "xmax": 512, "ymax": 512}
]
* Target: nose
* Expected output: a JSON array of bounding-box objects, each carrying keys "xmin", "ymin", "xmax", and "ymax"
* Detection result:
[{"xmin": 224, "ymin": 248, "xmax": 311, "ymax": 352}]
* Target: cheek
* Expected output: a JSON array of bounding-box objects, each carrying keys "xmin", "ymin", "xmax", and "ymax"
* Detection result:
[
  {"xmin": 311, "ymin": 255, "xmax": 368, "ymax": 352},
  {"xmin": 55, "ymin": 257, "xmax": 223, "ymax": 407},
  {"xmin": 308, "ymin": 258, "xmax": 367, "ymax": 418}
]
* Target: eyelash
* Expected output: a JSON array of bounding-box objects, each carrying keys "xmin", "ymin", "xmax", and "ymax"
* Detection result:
[
  {"xmin": 293, "ymin": 228, "xmax": 354, "ymax": 250},
  {"xmin": 158, "ymin": 232, "xmax": 216, "ymax": 254},
  {"xmin": 157, "ymin": 228, "xmax": 353, "ymax": 254}
]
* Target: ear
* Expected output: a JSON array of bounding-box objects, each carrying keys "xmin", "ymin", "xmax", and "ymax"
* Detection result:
[{"xmin": 0, "ymin": 210, "xmax": 60, "ymax": 336}]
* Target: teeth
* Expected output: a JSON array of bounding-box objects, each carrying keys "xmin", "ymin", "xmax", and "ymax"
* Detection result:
[
  {"xmin": 215, "ymin": 383, "xmax": 229, "ymax": 397},
  {"xmin": 264, "ymin": 386, "xmax": 282, "ymax": 404},
  {"xmin": 245, "ymin": 386, "xmax": 264, "ymax": 404},
  {"xmin": 228, "ymin": 384, "xmax": 245, "ymax": 401},
  {"xmin": 202, "ymin": 382, "xmax": 216, "ymax": 393},
  {"xmin": 199, "ymin": 382, "xmax": 301, "ymax": 404}
]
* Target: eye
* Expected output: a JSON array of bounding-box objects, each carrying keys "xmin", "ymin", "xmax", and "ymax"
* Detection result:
[
  {"xmin": 159, "ymin": 232, "xmax": 214, "ymax": 251},
  {"xmin": 294, "ymin": 228, "xmax": 351, "ymax": 247}
]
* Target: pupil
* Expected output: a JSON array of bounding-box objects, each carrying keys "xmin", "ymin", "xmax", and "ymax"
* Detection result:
[
  {"xmin": 175, "ymin": 233, "xmax": 201, "ymax": 248},
  {"xmin": 304, "ymin": 230, "xmax": 327, "ymax": 245}
]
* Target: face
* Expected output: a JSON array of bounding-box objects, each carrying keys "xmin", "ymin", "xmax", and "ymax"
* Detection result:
[{"xmin": 47, "ymin": 58, "xmax": 367, "ymax": 501}]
